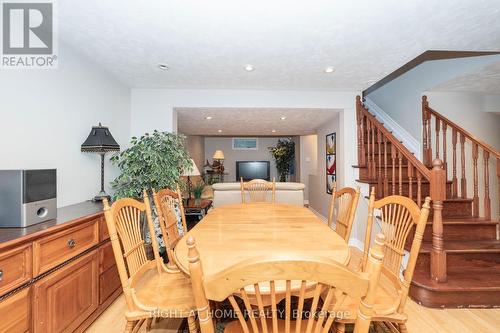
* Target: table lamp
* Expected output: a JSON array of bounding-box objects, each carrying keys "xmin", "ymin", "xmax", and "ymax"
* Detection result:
[
  {"xmin": 81, "ymin": 123, "xmax": 120, "ymax": 201},
  {"xmin": 212, "ymin": 150, "xmax": 225, "ymax": 172},
  {"xmin": 183, "ymin": 159, "xmax": 201, "ymax": 199}
]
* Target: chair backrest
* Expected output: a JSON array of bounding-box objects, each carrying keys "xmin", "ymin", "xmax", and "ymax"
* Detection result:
[
  {"xmin": 152, "ymin": 185, "xmax": 187, "ymax": 269},
  {"xmin": 327, "ymin": 183, "xmax": 361, "ymax": 242},
  {"xmin": 103, "ymin": 192, "xmax": 162, "ymax": 310},
  {"xmin": 362, "ymin": 187, "xmax": 431, "ymax": 312},
  {"xmin": 240, "ymin": 178, "xmax": 276, "ymax": 203},
  {"xmin": 188, "ymin": 234, "xmax": 386, "ymax": 333}
]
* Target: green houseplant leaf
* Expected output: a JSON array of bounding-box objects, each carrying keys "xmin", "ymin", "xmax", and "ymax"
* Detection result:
[{"xmin": 268, "ymin": 138, "xmax": 295, "ymax": 182}]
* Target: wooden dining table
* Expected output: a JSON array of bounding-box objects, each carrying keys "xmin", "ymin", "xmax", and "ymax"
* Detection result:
[{"xmin": 174, "ymin": 203, "xmax": 351, "ymax": 290}]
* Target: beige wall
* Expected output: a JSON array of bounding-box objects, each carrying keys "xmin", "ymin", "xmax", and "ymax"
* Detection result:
[
  {"xmin": 299, "ymin": 135, "xmax": 318, "ymax": 201},
  {"xmin": 186, "ymin": 135, "xmax": 205, "ymax": 171},
  {"xmin": 308, "ymin": 113, "xmax": 340, "ymax": 217},
  {"xmin": 204, "ymin": 137, "xmax": 286, "ymax": 182}
]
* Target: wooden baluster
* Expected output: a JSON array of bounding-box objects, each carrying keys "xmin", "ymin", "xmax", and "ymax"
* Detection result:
[
  {"xmin": 451, "ymin": 128, "xmax": 458, "ymax": 198},
  {"xmin": 383, "ymin": 136, "xmax": 389, "ymax": 197},
  {"xmin": 422, "ymin": 95, "xmax": 432, "ymax": 166},
  {"xmin": 483, "ymin": 151, "xmax": 491, "ymax": 220},
  {"xmin": 371, "ymin": 119, "xmax": 376, "ymax": 181},
  {"xmin": 497, "ymin": 158, "xmax": 500, "ymax": 220},
  {"xmin": 417, "ymin": 171, "xmax": 422, "ymax": 207},
  {"xmin": 460, "ymin": 133, "xmax": 467, "ymax": 198},
  {"xmin": 430, "ymin": 159, "xmax": 447, "ymax": 283},
  {"xmin": 356, "ymin": 96, "xmax": 365, "ymax": 166},
  {"xmin": 408, "ymin": 164, "xmax": 413, "ymax": 201},
  {"xmin": 398, "ymin": 151, "xmax": 403, "ymax": 196},
  {"xmin": 442, "ymin": 123, "xmax": 447, "ymax": 178},
  {"xmin": 391, "ymin": 144, "xmax": 396, "ymax": 195},
  {"xmin": 472, "ymin": 143, "xmax": 479, "ymax": 218},
  {"xmin": 435, "ymin": 118, "xmax": 440, "ymax": 160},
  {"xmin": 361, "ymin": 115, "xmax": 366, "ymax": 167},
  {"xmin": 377, "ymin": 128, "xmax": 382, "ymax": 195},
  {"xmin": 367, "ymin": 120, "xmax": 372, "ymax": 179}
]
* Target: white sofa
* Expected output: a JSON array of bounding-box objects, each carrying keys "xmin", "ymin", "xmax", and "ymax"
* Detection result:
[{"xmin": 211, "ymin": 182, "xmax": 305, "ymax": 207}]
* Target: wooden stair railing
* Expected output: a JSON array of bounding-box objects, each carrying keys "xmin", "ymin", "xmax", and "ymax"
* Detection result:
[
  {"xmin": 422, "ymin": 95, "xmax": 500, "ymax": 221},
  {"xmin": 356, "ymin": 95, "xmax": 448, "ymax": 282}
]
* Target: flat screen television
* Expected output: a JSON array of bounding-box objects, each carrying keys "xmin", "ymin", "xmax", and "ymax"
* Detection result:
[{"xmin": 236, "ymin": 161, "xmax": 270, "ymax": 181}]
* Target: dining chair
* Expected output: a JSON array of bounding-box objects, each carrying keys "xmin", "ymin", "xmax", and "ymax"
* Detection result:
[
  {"xmin": 103, "ymin": 191, "xmax": 197, "ymax": 333},
  {"xmin": 335, "ymin": 188, "xmax": 431, "ymax": 333},
  {"xmin": 240, "ymin": 177, "xmax": 276, "ymax": 203},
  {"xmin": 327, "ymin": 183, "xmax": 361, "ymax": 242},
  {"xmin": 188, "ymin": 233, "xmax": 387, "ymax": 333},
  {"xmin": 152, "ymin": 185, "xmax": 187, "ymax": 271}
]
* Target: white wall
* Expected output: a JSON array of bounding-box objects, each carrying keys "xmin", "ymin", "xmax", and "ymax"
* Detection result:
[
  {"xmin": 0, "ymin": 42, "xmax": 131, "ymax": 207},
  {"xmin": 204, "ymin": 137, "xmax": 283, "ymax": 182},
  {"xmin": 366, "ymin": 55, "xmax": 500, "ymax": 142}
]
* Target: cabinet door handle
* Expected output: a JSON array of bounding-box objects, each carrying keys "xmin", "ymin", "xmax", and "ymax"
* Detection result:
[
  {"xmin": 0, "ymin": 269, "xmax": 3, "ymax": 282},
  {"xmin": 67, "ymin": 239, "xmax": 76, "ymax": 248}
]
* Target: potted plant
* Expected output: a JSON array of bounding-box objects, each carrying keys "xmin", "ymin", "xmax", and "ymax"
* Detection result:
[
  {"xmin": 110, "ymin": 130, "xmax": 192, "ymax": 254},
  {"xmin": 191, "ymin": 181, "xmax": 205, "ymax": 206},
  {"xmin": 268, "ymin": 138, "xmax": 295, "ymax": 182}
]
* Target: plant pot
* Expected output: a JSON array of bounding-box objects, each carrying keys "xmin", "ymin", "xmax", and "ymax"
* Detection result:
[{"xmin": 194, "ymin": 198, "xmax": 201, "ymax": 206}]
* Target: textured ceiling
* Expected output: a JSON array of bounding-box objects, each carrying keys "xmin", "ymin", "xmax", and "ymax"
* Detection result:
[
  {"xmin": 176, "ymin": 107, "xmax": 339, "ymax": 135},
  {"xmin": 59, "ymin": 0, "xmax": 500, "ymax": 90},
  {"xmin": 432, "ymin": 60, "xmax": 500, "ymax": 94}
]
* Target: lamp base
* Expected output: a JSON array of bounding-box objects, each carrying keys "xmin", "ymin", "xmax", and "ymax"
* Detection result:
[{"xmin": 93, "ymin": 191, "xmax": 111, "ymax": 202}]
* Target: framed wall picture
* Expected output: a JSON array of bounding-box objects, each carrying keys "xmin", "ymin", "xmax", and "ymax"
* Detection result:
[{"xmin": 326, "ymin": 132, "xmax": 336, "ymax": 194}]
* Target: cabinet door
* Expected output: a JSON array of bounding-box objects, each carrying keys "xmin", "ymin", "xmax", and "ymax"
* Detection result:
[
  {"xmin": 33, "ymin": 250, "xmax": 99, "ymax": 333},
  {"xmin": 0, "ymin": 287, "xmax": 31, "ymax": 333}
]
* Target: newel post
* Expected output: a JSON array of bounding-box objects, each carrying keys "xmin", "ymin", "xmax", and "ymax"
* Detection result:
[
  {"xmin": 430, "ymin": 158, "xmax": 447, "ymax": 282},
  {"xmin": 356, "ymin": 95, "xmax": 366, "ymax": 166},
  {"xmin": 422, "ymin": 96, "xmax": 432, "ymax": 167}
]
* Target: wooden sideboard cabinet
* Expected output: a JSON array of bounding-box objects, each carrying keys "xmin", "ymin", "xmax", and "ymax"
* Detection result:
[{"xmin": 0, "ymin": 202, "xmax": 121, "ymax": 333}]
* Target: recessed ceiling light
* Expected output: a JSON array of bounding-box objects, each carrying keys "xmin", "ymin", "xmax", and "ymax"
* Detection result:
[
  {"xmin": 324, "ymin": 67, "xmax": 335, "ymax": 73},
  {"xmin": 158, "ymin": 64, "xmax": 169, "ymax": 70},
  {"xmin": 217, "ymin": 129, "xmax": 222, "ymax": 133},
  {"xmin": 280, "ymin": 116, "xmax": 286, "ymax": 120},
  {"xmin": 205, "ymin": 116, "xmax": 213, "ymax": 120},
  {"xmin": 272, "ymin": 129, "xmax": 276, "ymax": 133},
  {"xmin": 244, "ymin": 64, "xmax": 254, "ymax": 72}
]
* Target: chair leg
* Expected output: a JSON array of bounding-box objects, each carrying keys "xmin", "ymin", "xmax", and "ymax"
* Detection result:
[
  {"xmin": 124, "ymin": 320, "xmax": 137, "ymax": 333},
  {"xmin": 398, "ymin": 323, "xmax": 408, "ymax": 333},
  {"xmin": 187, "ymin": 315, "xmax": 198, "ymax": 333},
  {"xmin": 146, "ymin": 317, "xmax": 153, "ymax": 331},
  {"xmin": 334, "ymin": 323, "xmax": 346, "ymax": 333}
]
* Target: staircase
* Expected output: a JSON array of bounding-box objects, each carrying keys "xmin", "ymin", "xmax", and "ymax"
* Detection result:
[{"xmin": 355, "ymin": 96, "xmax": 500, "ymax": 308}]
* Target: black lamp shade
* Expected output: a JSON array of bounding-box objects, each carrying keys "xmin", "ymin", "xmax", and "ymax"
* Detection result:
[{"xmin": 81, "ymin": 123, "xmax": 120, "ymax": 152}]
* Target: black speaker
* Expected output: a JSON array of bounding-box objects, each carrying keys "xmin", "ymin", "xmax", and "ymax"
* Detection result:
[{"xmin": 0, "ymin": 169, "xmax": 57, "ymax": 227}]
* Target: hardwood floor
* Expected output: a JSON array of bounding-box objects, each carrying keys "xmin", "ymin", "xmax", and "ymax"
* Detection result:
[{"xmin": 86, "ymin": 247, "xmax": 500, "ymax": 333}]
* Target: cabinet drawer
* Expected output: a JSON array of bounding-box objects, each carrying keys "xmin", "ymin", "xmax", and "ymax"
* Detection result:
[
  {"xmin": 33, "ymin": 221, "xmax": 99, "ymax": 275},
  {"xmin": 0, "ymin": 244, "xmax": 32, "ymax": 295},
  {"xmin": 33, "ymin": 250, "xmax": 99, "ymax": 333},
  {"xmin": 0, "ymin": 287, "xmax": 31, "ymax": 333}
]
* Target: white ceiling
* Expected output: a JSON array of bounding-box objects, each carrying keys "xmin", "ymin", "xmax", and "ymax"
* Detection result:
[
  {"xmin": 176, "ymin": 107, "xmax": 339, "ymax": 136},
  {"xmin": 432, "ymin": 60, "xmax": 500, "ymax": 94},
  {"xmin": 59, "ymin": 0, "xmax": 500, "ymax": 90}
]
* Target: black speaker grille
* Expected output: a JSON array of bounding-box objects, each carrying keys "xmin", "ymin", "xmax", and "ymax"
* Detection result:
[{"xmin": 22, "ymin": 169, "xmax": 57, "ymax": 203}]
